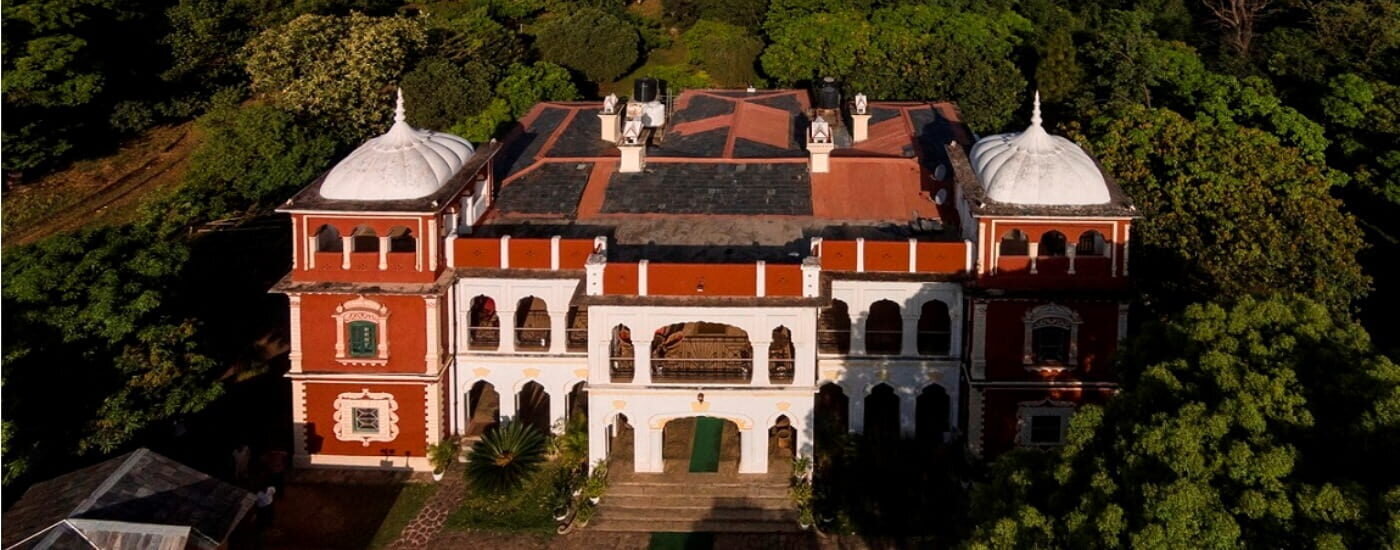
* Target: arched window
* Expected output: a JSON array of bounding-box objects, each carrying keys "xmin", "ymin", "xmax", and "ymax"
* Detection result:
[
  {"xmin": 565, "ymin": 305, "xmax": 587, "ymax": 352},
  {"xmin": 515, "ymin": 296, "xmax": 550, "ymax": 350},
  {"xmin": 315, "ymin": 225, "xmax": 343, "ymax": 252},
  {"xmin": 351, "ymin": 226, "xmax": 378, "ymax": 253},
  {"xmin": 1039, "ymin": 231, "xmax": 1067, "ymax": 257},
  {"xmin": 388, "ymin": 226, "xmax": 415, "ymax": 253},
  {"xmin": 865, "ymin": 300, "xmax": 902, "ymax": 355},
  {"xmin": 818, "ymin": 300, "xmax": 851, "ymax": 354},
  {"xmin": 467, "ymin": 296, "xmax": 498, "ymax": 350},
  {"xmin": 917, "ymin": 300, "xmax": 951, "ymax": 356},
  {"xmin": 1000, "ymin": 229, "xmax": 1029, "ymax": 256},
  {"xmin": 1076, "ymin": 231, "xmax": 1106, "ymax": 256},
  {"xmin": 1023, "ymin": 304, "xmax": 1081, "ymax": 367},
  {"xmin": 770, "ymin": 326, "xmax": 795, "ymax": 383}
]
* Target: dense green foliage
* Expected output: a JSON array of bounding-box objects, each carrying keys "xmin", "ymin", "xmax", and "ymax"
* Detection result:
[
  {"xmin": 533, "ymin": 7, "xmax": 639, "ymax": 83},
  {"xmin": 682, "ymin": 20, "xmax": 763, "ymax": 87},
  {"xmin": 465, "ymin": 422, "xmax": 548, "ymax": 494},
  {"xmin": 969, "ymin": 296, "xmax": 1400, "ymax": 548},
  {"xmin": 4, "ymin": 1, "xmax": 1399, "ymax": 545}
]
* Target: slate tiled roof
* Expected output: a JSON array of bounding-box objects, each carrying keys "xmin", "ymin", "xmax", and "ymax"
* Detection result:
[
  {"xmin": 2, "ymin": 449, "xmax": 255, "ymax": 549},
  {"xmin": 601, "ymin": 163, "xmax": 812, "ymax": 215},
  {"xmin": 495, "ymin": 162, "xmax": 593, "ymax": 216}
]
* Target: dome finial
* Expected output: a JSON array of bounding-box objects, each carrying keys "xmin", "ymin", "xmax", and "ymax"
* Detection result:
[
  {"xmin": 394, "ymin": 88, "xmax": 406, "ymax": 124},
  {"xmin": 1031, "ymin": 90, "xmax": 1042, "ymax": 128}
]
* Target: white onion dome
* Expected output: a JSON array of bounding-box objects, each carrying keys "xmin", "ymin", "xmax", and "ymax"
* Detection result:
[
  {"xmin": 319, "ymin": 90, "xmax": 474, "ymax": 201},
  {"xmin": 968, "ymin": 93, "xmax": 1110, "ymax": 205}
]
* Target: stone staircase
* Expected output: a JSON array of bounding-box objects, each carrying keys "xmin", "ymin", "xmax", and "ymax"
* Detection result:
[{"xmin": 587, "ymin": 472, "xmax": 801, "ymax": 533}]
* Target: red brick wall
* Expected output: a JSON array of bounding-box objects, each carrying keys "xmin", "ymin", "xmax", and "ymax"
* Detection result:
[
  {"xmin": 298, "ymin": 293, "xmax": 427, "ymax": 374},
  {"xmin": 765, "ymin": 264, "xmax": 803, "ymax": 296},
  {"xmin": 648, "ymin": 264, "xmax": 757, "ymax": 296},
  {"xmin": 982, "ymin": 300, "xmax": 1120, "ymax": 382},
  {"xmin": 303, "ymin": 382, "xmax": 428, "ymax": 459}
]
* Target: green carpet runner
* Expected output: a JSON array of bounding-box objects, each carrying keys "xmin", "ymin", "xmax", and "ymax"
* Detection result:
[
  {"xmin": 687, "ymin": 416, "xmax": 723, "ymax": 472},
  {"xmin": 649, "ymin": 532, "xmax": 714, "ymax": 549}
]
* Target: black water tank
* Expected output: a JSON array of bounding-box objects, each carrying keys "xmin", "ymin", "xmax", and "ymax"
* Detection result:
[
  {"xmin": 634, "ymin": 78, "xmax": 659, "ymax": 102},
  {"xmin": 816, "ymin": 77, "xmax": 841, "ymax": 109}
]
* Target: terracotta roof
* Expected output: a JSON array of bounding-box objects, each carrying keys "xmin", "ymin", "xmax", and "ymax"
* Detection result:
[{"xmin": 485, "ymin": 89, "xmax": 970, "ymax": 256}]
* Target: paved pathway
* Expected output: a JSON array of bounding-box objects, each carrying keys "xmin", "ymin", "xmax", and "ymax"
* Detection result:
[{"xmin": 388, "ymin": 464, "xmax": 465, "ymax": 549}]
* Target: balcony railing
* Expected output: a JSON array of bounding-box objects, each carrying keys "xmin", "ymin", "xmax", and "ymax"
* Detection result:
[
  {"xmin": 652, "ymin": 357, "xmax": 753, "ymax": 383},
  {"xmin": 467, "ymin": 326, "xmax": 499, "ymax": 350},
  {"xmin": 769, "ymin": 358, "xmax": 795, "ymax": 384},
  {"xmin": 864, "ymin": 329, "xmax": 902, "ymax": 355},
  {"xmin": 917, "ymin": 330, "xmax": 952, "ymax": 356},
  {"xmin": 515, "ymin": 327, "xmax": 550, "ymax": 350},
  {"xmin": 817, "ymin": 329, "xmax": 850, "ymax": 354},
  {"xmin": 566, "ymin": 328, "xmax": 588, "ymax": 352},
  {"xmin": 610, "ymin": 357, "xmax": 634, "ymax": 382}
]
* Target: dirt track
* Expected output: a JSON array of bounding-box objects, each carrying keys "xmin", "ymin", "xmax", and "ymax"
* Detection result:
[{"xmin": 4, "ymin": 123, "xmax": 197, "ymax": 247}]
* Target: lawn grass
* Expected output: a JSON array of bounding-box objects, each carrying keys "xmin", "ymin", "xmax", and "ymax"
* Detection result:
[
  {"xmin": 443, "ymin": 461, "xmax": 561, "ymax": 535},
  {"xmin": 366, "ymin": 482, "xmax": 437, "ymax": 550}
]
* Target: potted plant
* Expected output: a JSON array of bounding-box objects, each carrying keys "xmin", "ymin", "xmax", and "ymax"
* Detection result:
[
  {"xmin": 582, "ymin": 460, "xmax": 608, "ymax": 504},
  {"xmin": 427, "ymin": 437, "xmax": 460, "ymax": 481},
  {"xmin": 789, "ymin": 456, "xmax": 815, "ymax": 530}
]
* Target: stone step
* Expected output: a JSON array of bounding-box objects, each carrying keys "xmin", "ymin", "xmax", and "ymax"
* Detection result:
[
  {"xmin": 599, "ymin": 493, "xmax": 793, "ymax": 508},
  {"xmin": 606, "ymin": 484, "xmax": 790, "ymax": 500},
  {"xmin": 586, "ymin": 517, "xmax": 805, "ymax": 533},
  {"xmin": 596, "ymin": 504, "xmax": 797, "ymax": 522}
]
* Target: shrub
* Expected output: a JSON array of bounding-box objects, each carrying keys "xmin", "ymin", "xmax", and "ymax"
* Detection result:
[
  {"xmin": 401, "ymin": 57, "xmax": 493, "ymax": 131},
  {"xmin": 466, "ymin": 421, "xmax": 547, "ymax": 494},
  {"xmin": 428, "ymin": 437, "xmax": 460, "ymax": 474}
]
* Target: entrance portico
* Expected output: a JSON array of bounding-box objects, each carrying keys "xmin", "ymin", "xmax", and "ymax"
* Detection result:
[{"xmin": 589, "ymin": 386, "xmax": 813, "ymax": 475}]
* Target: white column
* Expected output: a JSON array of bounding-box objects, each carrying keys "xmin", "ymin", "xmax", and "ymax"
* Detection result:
[
  {"xmin": 588, "ymin": 408, "xmax": 609, "ymax": 471},
  {"xmin": 1028, "ymin": 241, "xmax": 1040, "ymax": 274},
  {"xmin": 738, "ymin": 428, "xmax": 767, "ymax": 474},
  {"xmin": 849, "ymin": 389, "xmax": 866, "ymax": 433},
  {"xmin": 378, "ymin": 236, "xmax": 389, "ymax": 270},
  {"xmin": 499, "ymin": 310, "xmax": 516, "ymax": 353},
  {"xmin": 794, "ymin": 339, "xmax": 816, "ymax": 386},
  {"xmin": 949, "ymin": 301, "xmax": 964, "ymax": 359},
  {"xmin": 499, "ymin": 387, "xmax": 517, "ymax": 422},
  {"xmin": 755, "ymin": 261, "xmax": 766, "ymax": 297},
  {"xmin": 638, "ymin": 260, "xmax": 649, "ymax": 296},
  {"xmin": 341, "ymin": 236, "xmax": 352, "ymax": 269},
  {"xmin": 633, "ymin": 335, "xmax": 653, "ymax": 385},
  {"xmin": 1066, "ymin": 244, "xmax": 1077, "ymax": 275},
  {"xmin": 898, "ymin": 392, "xmax": 916, "ymax": 438},
  {"xmin": 500, "ymin": 235, "xmax": 511, "ymax": 269},
  {"xmin": 852, "ymin": 314, "xmax": 868, "ymax": 356},
  {"xmin": 908, "ymin": 238, "xmax": 918, "ymax": 273},
  {"xmin": 288, "ymin": 295, "xmax": 303, "ymax": 373},
  {"xmin": 634, "ymin": 427, "xmax": 663, "ymax": 473},
  {"xmin": 971, "ymin": 302, "xmax": 988, "ymax": 378},
  {"xmin": 855, "ymin": 238, "xmax": 866, "ymax": 272},
  {"xmin": 900, "ymin": 315, "xmax": 919, "ymax": 356},
  {"xmin": 425, "ymin": 297, "xmax": 441, "ymax": 374},
  {"xmin": 550, "ymin": 236, "xmax": 561, "ymax": 270},
  {"xmin": 549, "ymin": 390, "xmax": 567, "ymax": 434},
  {"xmin": 752, "ymin": 340, "xmax": 771, "ymax": 385},
  {"xmin": 548, "ymin": 310, "xmax": 567, "ymax": 354}
]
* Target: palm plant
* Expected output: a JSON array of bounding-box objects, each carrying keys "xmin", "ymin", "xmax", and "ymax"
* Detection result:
[{"xmin": 466, "ymin": 421, "xmax": 547, "ymax": 493}]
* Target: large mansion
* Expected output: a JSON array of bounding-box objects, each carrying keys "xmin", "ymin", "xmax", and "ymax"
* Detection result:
[{"xmin": 273, "ymin": 81, "xmax": 1136, "ymax": 474}]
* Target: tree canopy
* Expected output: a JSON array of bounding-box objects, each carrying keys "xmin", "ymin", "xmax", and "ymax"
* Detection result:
[
  {"xmin": 532, "ymin": 7, "xmax": 639, "ymax": 84},
  {"xmin": 968, "ymin": 295, "xmax": 1400, "ymax": 548}
]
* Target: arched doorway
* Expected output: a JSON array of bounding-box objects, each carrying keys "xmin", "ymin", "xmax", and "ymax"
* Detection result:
[
  {"xmin": 607, "ymin": 413, "xmax": 633, "ymax": 468},
  {"xmin": 610, "ymin": 324, "xmax": 634, "ymax": 382},
  {"xmin": 864, "ymin": 384, "xmax": 900, "ymax": 443},
  {"xmin": 517, "ymin": 381, "xmax": 550, "ymax": 434},
  {"xmin": 866, "ymin": 300, "xmax": 902, "ymax": 355},
  {"xmin": 768, "ymin": 415, "xmax": 797, "ymax": 469},
  {"xmin": 566, "ymin": 382, "xmax": 587, "ymax": 424},
  {"xmin": 816, "ymin": 383, "xmax": 849, "ymax": 447},
  {"xmin": 917, "ymin": 300, "xmax": 951, "ymax": 356},
  {"xmin": 466, "ymin": 381, "xmax": 499, "ymax": 437},
  {"xmin": 916, "ymin": 385, "xmax": 950, "ymax": 447},
  {"xmin": 661, "ymin": 417, "xmax": 741, "ymax": 474}
]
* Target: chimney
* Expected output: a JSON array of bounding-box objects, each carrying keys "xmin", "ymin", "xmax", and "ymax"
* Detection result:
[
  {"xmin": 599, "ymin": 93, "xmax": 620, "ymax": 143},
  {"xmin": 807, "ymin": 115, "xmax": 834, "ymax": 173},
  {"xmin": 619, "ymin": 118, "xmax": 646, "ymax": 173},
  {"xmin": 851, "ymin": 93, "xmax": 870, "ymax": 143}
]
